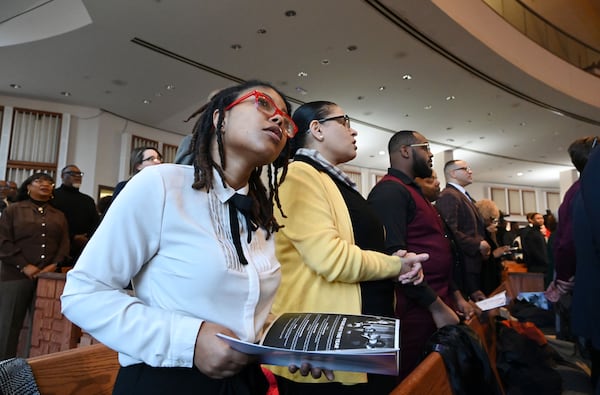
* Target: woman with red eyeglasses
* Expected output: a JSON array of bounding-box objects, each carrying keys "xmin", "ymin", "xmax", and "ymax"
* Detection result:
[{"xmin": 62, "ymin": 80, "xmax": 307, "ymax": 394}]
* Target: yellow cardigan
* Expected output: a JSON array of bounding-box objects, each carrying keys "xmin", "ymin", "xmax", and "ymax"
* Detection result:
[{"xmin": 268, "ymin": 160, "xmax": 403, "ymax": 385}]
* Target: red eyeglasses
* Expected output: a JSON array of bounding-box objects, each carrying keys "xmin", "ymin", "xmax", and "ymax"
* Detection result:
[{"xmin": 224, "ymin": 90, "xmax": 298, "ymax": 138}]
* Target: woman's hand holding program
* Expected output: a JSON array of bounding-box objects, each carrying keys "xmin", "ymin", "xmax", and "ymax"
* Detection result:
[
  {"xmin": 288, "ymin": 362, "xmax": 335, "ymax": 381},
  {"xmin": 194, "ymin": 322, "xmax": 252, "ymax": 379}
]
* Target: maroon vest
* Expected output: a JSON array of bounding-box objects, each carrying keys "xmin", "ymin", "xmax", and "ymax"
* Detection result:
[{"xmin": 379, "ymin": 175, "xmax": 454, "ymax": 315}]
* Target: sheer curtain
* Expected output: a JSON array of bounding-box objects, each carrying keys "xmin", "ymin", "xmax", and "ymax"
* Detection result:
[{"xmin": 6, "ymin": 108, "xmax": 61, "ymax": 184}]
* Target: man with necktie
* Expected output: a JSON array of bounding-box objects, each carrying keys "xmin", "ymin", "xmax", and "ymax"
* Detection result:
[{"xmin": 436, "ymin": 160, "xmax": 491, "ymax": 301}]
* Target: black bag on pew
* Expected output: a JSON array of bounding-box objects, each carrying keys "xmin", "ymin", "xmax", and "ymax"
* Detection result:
[{"xmin": 424, "ymin": 324, "xmax": 503, "ymax": 395}]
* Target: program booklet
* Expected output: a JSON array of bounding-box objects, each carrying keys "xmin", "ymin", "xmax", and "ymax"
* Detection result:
[{"xmin": 217, "ymin": 312, "xmax": 401, "ymax": 375}]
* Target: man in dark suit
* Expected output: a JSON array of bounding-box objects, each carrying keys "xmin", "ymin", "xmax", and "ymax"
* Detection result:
[{"xmin": 436, "ymin": 160, "xmax": 490, "ymax": 301}]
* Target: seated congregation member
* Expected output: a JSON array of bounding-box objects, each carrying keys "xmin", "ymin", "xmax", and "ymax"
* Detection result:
[
  {"xmin": 62, "ymin": 80, "xmax": 323, "ymax": 394},
  {"xmin": 0, "ymin": 173, "xmax": 69, "ymax": 359},
  {"xmin": 111, "ymin": 146, "xmax": 162, "ymax": 201},
  {"xmin": 475, "ymin": 199, "xmax": 511, "ymax": 295},
  {"xmin": 270, "ymin": 101, "xmax": 436, "ymax": 395}
]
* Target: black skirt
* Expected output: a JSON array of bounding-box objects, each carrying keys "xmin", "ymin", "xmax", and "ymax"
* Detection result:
[{"xmin": 112, "ymin": 362, "xmax": 268, "ymax": 395}]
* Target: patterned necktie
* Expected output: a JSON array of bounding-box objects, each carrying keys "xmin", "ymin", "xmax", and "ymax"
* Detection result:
[{"xmin": 227, "ymin": 193, "xmax": 257, "ymax": 265}]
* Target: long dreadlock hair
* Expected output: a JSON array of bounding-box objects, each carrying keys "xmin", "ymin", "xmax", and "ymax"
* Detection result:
[{"xmin": 187, "ymin": 80, "xmax": 293, "ymax": 237}]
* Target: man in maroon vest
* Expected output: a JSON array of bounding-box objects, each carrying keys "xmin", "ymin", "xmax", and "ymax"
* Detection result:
[{"xmin": 367, "ymin": 130, "xmax": 475, "ymax": 380}]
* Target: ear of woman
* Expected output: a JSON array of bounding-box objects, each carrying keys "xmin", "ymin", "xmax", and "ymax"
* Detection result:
[{"xmin": 308, "ymin": 120, "xmax": 323, "ymax": 141}]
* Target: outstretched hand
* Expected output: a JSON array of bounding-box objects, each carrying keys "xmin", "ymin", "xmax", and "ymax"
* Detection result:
[{"xmin": 394, "ymin": 250, "xmax": 428, "ymax": 284}]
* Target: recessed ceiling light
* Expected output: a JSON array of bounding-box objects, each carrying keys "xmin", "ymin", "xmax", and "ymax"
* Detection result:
[
  {"xmin": 297, "ymin": 71, "xmax": 308, "ymax": 77},
  {"xmin": 60, "ymin": 91, "xmax": 71, "ymax": 96},
  {"xmin": 378, "ymin": 150, "xmax": 386, "ymax": 155},
  {"xmin": 519, "ymin": 122, "xmax": 526, "ymax": 126},
  {"xmin": 378, "ymin": 86, "xmax": 386, "ymax": 91},
  {"xmin": 357, "ymin": 96, "xmax": 364, "ymax": 100},
  {"xmin": 295, "ymin": 87, "xmax": 307, "ymax": 95},
  {"xmin": 517, "ymin": 172, "xmax": 523, "ymax": 176},
  {"xmin": 10, "ymin": 84, "xmax": 21, "ymax": 89},
  {"xmin": 402, "ymin": 74, "xmax": 412, "ymax": 80},
  {"xmin": 424, "ymin": 105, "xmax": 432, "ymax": 110},
  {"xmin": 143, "ymin": 99, "xmax": 151, "ymax": 104},
  {"xmin": 347, "ymin": 45, "xmax": 358, "ymax": 52},
  {"xmin": 155, "ymin": 92, "xmax": 163, "ymax": 97},
  {"xmin": 284, "ymin": 10, "xmax": 296, "ymax": 17},
  {"xmin": 256, "ymin": 28, "xmax": 267, "ymax": 34},
  {"xmin": 230, "ymin": 44, "xmax": 242, "ymax": 50},
  {"xmin": 165, "ymin": 84, "xmax": 175, "ymax": 90},
  {"xmin": 445, "ymin": 95, "xmax": 455, "ymax": 101},
  {"xmin": 321, "ymin": 59, "xmax": 329, "ymax": 65}
]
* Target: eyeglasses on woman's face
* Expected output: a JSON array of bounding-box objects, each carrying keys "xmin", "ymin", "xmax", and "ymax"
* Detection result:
[
  {"xmin": 224, "ymin": 90, "xmax": 297, "ymax": 138},
  {"xmin": 142, "ymin": 156, "xmax": 162, "ymax": 163},
  {"xmin": 317, "ymin": 114, "xmax": 351, "ymax": 129}
]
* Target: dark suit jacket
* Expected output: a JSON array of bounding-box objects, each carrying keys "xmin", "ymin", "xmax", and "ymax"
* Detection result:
[
  {"xmin": 435, "ymin": 184, "xmax": 486, "ymax": 295},
  {"xmin": 572, "ymin": 146, "xmax": 600, "ymax": 348}
]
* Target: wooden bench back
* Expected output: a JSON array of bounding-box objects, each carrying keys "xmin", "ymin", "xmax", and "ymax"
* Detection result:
[
  {"xmin": 28, "ymin": 343, "xmax": 119, "ymax": 395},
  {"xmin": 391, "ymin": 314, "xmax": 505, "ymax": 395},
  {"xmin": 390, "ymin": 351, "xmax": 451, "ymax": 395}
]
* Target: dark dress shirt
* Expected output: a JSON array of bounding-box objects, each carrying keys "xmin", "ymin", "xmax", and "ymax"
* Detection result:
[{"xmin": 51, "ymin": 185, "xmax": 99, "ymax": 260}]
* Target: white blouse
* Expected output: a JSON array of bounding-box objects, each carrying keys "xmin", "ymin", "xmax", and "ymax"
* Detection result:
[{"xmin": 61, "ymin": 164, "xmax": 281, "ymax": 368}]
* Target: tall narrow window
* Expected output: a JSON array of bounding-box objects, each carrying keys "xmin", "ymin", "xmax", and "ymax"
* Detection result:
[
  {"xmin": 162, "ymin": 143, "xmax": 177, "ymax": 163},
  {"xmin": 131, "ymin": 135, "xmax": 159, "ymax": 150},
  {"xmin": 6, "ymin": 108, "xmax": 61, "ymax": 183}
]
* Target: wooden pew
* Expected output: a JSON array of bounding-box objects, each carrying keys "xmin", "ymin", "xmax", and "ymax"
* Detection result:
[
  {"xmin": 391, "ymin": 314, "xmax": 504, "ymax": 395},
  {"xmin": 390, "ymin": 351, "xmax": 452, "ymax": 395},
  {"xmin": 28, "ymin": 343, "xmax": 119, "ymax": 395}
]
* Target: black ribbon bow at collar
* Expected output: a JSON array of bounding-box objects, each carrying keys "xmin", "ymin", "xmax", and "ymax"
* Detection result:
[{"xmin": 228, "ymin": 193, "xmax": 258, "ymax": 265}]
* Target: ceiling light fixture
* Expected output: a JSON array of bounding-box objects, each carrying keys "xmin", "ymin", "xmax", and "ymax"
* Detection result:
[
  {"xmin": 295, "ymin": 87, "xmax": 307, "ymax": 95},
  {"xmin": 378, "ymin": 150, "xmax": 385, "ymax": 155},
  {"xmin": 445, "ymin": 95, "xmax": 455, "ymax": 101},
  {"xmin": 284, "ymin": 10, "xmax": 296, "ymax": 17},
  {"xmin": 60, "ymin": 91, "xmax": 71, "ymax": 96},
  {"xmin": 321, "ymin": 59, "xmax": 329, "ymax": 65},
  {"xmin": 142, "ymin": 99, "xmax": 151, "ymax": 104},
  {"xmin": 10, "ymin": 84, "xmax": 21, "ymax": 89},
  {"xmin": 230, "ymin": 44, "xmax": 242, "ymax": 50},
  {"xmin": 378, "ymin": 86, "xmax": 386, "ymax": 91},
  {"xmin": 402, "ymin": 74, "xmax": 412, "ymax": 80},
  {"xmin": 517, "ymin": 172, "xmax": 523, "ymax": 176},
  {"xmin": 165, "ymin": 84, "xmax": 175, "ymax": 90},
  {"xmin": 256, "ymin": 28, "xmax": 267, "ymax": 34},
  {"xmin": 347, "ymin": 45, "xmax": 358, "ymax": 52},
  {"xmin": 424, "ymin": 105, "xmax": 432, "ymax": 110},
  {"xmin": 297, "ymin": 71, "xmax": 308, "ymax": 77}
]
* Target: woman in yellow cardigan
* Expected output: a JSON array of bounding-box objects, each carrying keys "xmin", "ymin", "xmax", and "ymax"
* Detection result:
[{"xmin": 269, "ymin": 101, "xmax": 457, "ymax": 394}]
